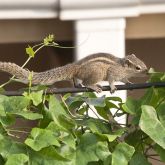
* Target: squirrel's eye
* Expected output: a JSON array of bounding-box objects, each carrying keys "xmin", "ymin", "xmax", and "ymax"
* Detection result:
[{"xmin": 136, "ymin": 66, "xmax": 141, "ymax": 71}]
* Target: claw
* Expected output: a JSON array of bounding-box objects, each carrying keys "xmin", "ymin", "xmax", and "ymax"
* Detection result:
[
  {"xmin": 110, "ymin": 85, "xmax": 117, "ymax": 94},
  {"xmin": 86, "ymin": 85, "xmax": 102, "ymax": 93}
]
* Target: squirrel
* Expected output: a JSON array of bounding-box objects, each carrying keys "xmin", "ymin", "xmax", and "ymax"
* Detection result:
[{"xmin": 0, "ymin": 53, "xmax": 148, "ymax": 93}]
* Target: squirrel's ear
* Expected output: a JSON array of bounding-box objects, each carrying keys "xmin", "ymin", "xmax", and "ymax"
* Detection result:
[
  {"xmin": 123, "ymin": 58, "xmax": 133, "ymax": 67},
  {"xmin": 131, "ymin": 54, "xmax": 136, "ymax": 57}
]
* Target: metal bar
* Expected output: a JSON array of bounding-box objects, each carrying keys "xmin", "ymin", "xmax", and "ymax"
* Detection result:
[{"xmin": 1, "ymin": 82, "xmax": 165, "ymax": 96}]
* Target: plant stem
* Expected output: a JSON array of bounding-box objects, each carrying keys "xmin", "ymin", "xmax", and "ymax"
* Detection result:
[
  {"xmin": 0, "ymin": 43, "xmax": 45, "ymax": 89},
  {"xmin": 7, "ymin": 129, "xmax": 30, "ymax": 134},
  {"xmin": 148, "ymin": 156, "xmax": 162, "ymax": 162}
]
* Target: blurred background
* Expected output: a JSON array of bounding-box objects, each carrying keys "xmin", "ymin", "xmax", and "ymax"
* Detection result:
[{"xmin": 0, "ymin": 0, "xmax": 165, "ymax": 99}]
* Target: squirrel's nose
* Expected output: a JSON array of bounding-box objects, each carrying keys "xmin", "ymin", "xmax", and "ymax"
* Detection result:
[{"xmin": 145, "ymin": 69, "xmax": 149, "ymax": 75}]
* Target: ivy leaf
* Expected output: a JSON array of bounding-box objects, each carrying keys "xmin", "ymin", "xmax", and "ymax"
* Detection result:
[
  {"xmin": 157, "ymin": 103, "xmax": 165, "ymax": 127},
  {"xmin": 85, "ymin": 95, "xmax": 106, "ymax": 107},
  {"xmin": 112, "ymin": 142, "xmax": 135, "ymax": 165},
  {"xmin": 23, "ymin": 90, "xmax": 43, "ymax": 106},
  {"xmin": 148, "ymin": 69, "xmax": 165, "ymax": 82},
  {"xmin": 106, "ymin": 96, "xmax": 122, "ymax": 102},
  {"xmin": 0, "ymin": 104, "xmax": 6, "ymax": 116},
  {"xmin": 0, "ymin": 155, "xmax": 4, "ymax": 164},
  {"xmin": 58, "ymin": 114, "xmax": 76, "ymax": 130},
  {"xmin": 66, "ymin": 95, "xmax": 84, "ymax": 110},
  {"xmin": 49, "ymin": 95, "xmax": 67, "ymax": 118},
  {"xmin": 97, "ymin": 129, "xmax": 125, "ymax": 143},
  {"xmin": 47, "ymin": 122, "xmax": 75, "ymax": 149},
  {"xmin": 13, "ymin": 111, "xmax": 43, "ymax": 120},
  {"xmin": 140, "ymin": 88, "xmax": 160, "ymax": 107},
  {"xmin": 122, "ymin": 97, "xmax": 140, "ymax": 115},
  {"xmin": 26, "ymin": 45, "xmax": 35, "ymax": 58},
  {"xmin": 84, "ymin": 118, "xmax": 123, "ymax": 142},
  {"xmin": 48, "ymin": 95, "xmax": 76, "ymax": 130},
  {"xmin": 25, "ymin": 128, "xmax": 60, "ymax": 151},
  {"xmin": 139, "ymin": 105, "xmax": 165, "ymax": 149},
  {"xmin": 28, "ymin": 146, "xmax": 70, "ymax": 165},
  {"xmin": 76, "ymin": 133, "xmax": 111, "ymax": 165},
  {"xmin": 85, "ymin": 118, "xmax": 111, "ymax": 134},
  {"xmin": 5, "ymin": 154, "xmax": 28, "ymax": 165},
  {"xmin": 5, "ymin": 96, "xmax": 30, "ymax": 113},
  {"xmin": 95, "ymin": 106, "xmax": 110, "ymax": 120},
  {"xmin": 29, "ymin": 90, "xmax": 43, "ymax": 106},
  {"xmin": 61, "ymin": 134, "xmax": 76, "ymax": 149},
  {"xmin": 0, "ymin": 115, "xmax": 15, "ymax": 126},
  {"xmin": 125, "ymin": 130, "xmax": 144, "ymax": 150},
  {"xmin": 0, "ymin": 138, "xmax": 27, "ymax": 159}
]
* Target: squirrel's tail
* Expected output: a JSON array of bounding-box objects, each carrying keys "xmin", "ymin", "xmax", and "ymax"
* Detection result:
[
  {"xmin": 31, "ymin": 64, "xmax": 79, "ymax": 85},
  {"xmin": 0, "ymin": 62, "xmax": 29, "ymax": 83},
  {"xmin": 0, "ymin": 62, "xmax": 79, "ymax": 85}
]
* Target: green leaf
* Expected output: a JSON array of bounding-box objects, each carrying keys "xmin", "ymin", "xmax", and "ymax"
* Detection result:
[
  {"xmin": 139, "ymin": 105, "xmax": 165, "ymax": 149},
  {"xmin": 148, "ymin": 69, "xmax": 165, "ymax": 82},
  {"xmin": 25, "ymin": 128, "xmax": 60, "ymax": 151},
  {"xmin": 85, "ymin": 95, "xmax": 106, "ymax": 107},
  {"xmin": 58, "ymin": 114, "xmax": 76, "ymax": 130},
  {"xmin": 129, "ymin": 153, "xmax": 151, "ymax": 165},
  {"xmin": 85, "ymin": 117, "xmax": 124, "ymax": 142},
  {"xmin": 95, "ymin": 106, "xmax": 109, "ymax": 120},
  {"xmin": 85, "ymin": 118, "xmax": 111, "ymax": 134},
  {"xmin": 140, "ymin": 88, "xmax": 159, "ymax": 107},
  {"xmin": 96, "ymin": 129, "xmax": 125, "ymax": 143},
  {"xmin": 122, "ymin": 97, "xmax": 140, "ymax": 115},
  {"xmin": 154, "ymin": 144, "xmax": 165, "ymax": 162},
  {"xmin": 76, "ymin": 133, "xmax": 111, "ymax": 165},
  {"xmin": 157, "ymin": 103, "xmax": 165, "ymax": 127},
  {"xmin": 49, "ymin": 95, "xmax": 67, "ymax": 118},
  {"xmin": 125, "ymin": 130, "xmax": 144, "ymax": 150},
  {"xmin": 23, "ymin": 90, "xmax": 43, "ymax": 106},
  {"xmin": 30, "ymin": 90, "xmax": 43, "ymax": 106},
  {"xmin": 26, "ymin": 45, "xmax": 35, "ymax": 57},
  {"xmin": 103, "ymin": 155, "xmax": 112, "ymax": 165},
  {"xmin": 112, "ymin": 142, "xmax": 135, "ymax": 165},
  {"xmin": 0, "ymin": 104, "xmax": 6, "ymax": 116},
  {"xmin": 5, "ymin": 154, "xmax": 28, "ymax": 165},
  {"xmin": 106, "ymin": 96, "xmax": 122, "ymax": 102},
  {"xmin": 13, "ymin": 111, "xmax": 43, "ymax": 120},
  {"xmin": 61, "ymin": 134, "xmax": 76, "ymax": 149},
  {"xmin": 0, "ymin": 138, "xmax": 27, "ymax": 159},
  {"xmin": 66, "ymin": 96, "xmax": 84, "ymax": 110},
  {"xmin": 4, "ymin": 96, "xmax": 30, "ymax": 113},
  {"xmin": 46, "ymin": 122, "xmax": 61, "ymax": 135},
  {"xmin": 37, "ymin": 105, "xmax": 53, "ymax": 128},
  {"xmin": 28, "ymin": 146, "xmax": 70, "ymax": 165},
  {"xmin": 0, "ymin": 155, "xmax": 4, "ymax": 165},
  {"xmin": 49, "ymin": 96, "xmax": 75, "ymax": 130},
  {"xmin": 0, "ymin": 115, "xmax": 15, "ymax": 126}
]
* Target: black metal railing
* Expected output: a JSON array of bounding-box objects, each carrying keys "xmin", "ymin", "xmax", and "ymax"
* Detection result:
[{"xmin": 1, "ymin": 82, "xmax": 165, "ymax": 96}]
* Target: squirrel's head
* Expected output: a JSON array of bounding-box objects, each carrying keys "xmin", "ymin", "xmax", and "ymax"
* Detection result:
[{"xmin": 124, "ymin": 54, "xmax": 148, "ymax": 77}]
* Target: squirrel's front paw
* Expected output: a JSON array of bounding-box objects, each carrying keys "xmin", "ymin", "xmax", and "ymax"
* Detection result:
[
  {"xmin": 86, "ymin": 85, "xmax": 102, "ymax": 93},
  {"xmin": 110, "ymin": 85, "xmax": 117, "ymax": 94}
]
